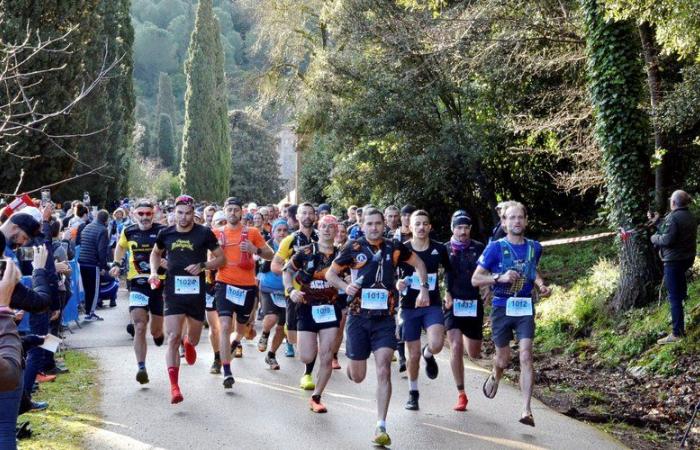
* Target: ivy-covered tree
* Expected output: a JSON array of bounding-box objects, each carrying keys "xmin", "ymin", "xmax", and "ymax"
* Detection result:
[
  {"xmin": 581, "ymin": 0, "xmax": 658, "ymax": 310},
  {"xmin": 228, "ymin": 110, "xmax": 283, "ymax": 203},
  {"xmin": 179, "ymin": 0, "xmax": 231, "ymax": 200}
]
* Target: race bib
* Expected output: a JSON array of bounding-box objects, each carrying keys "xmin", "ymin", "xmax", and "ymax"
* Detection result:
[
  {"xmin": 453, "ymin": 299, "xmax": 478, "ymax": 317},
  {"xmin": 409, "ymin": 273, "xmax": 437, "ymax": 291},
  {"xmin": 226, "ymin": 285, "xmax": 247, "ymax": 306},
  {"xmin": 360, "ymin": 289, "xmax": 388, "ymax": 310},
  {"xmin": 311, "ymin": 304, "xmax": 336, "ymax": 323},
  {"xmin": 506, "ymin": 297, "xmax": 533, "ymax": 317},
  {"xmin": 271, "ymin": 293, "xmax": 287, "ymax": 308},
  {"xmin": 129, "ymin": 291, "xmax": 149, "ymax": 307},
  {"xmin": 205, "ymin": 293, "xmax": 215, "ymax": 309},
  {"xmin": 174, "ymin": 276, "xmax": 199, "ymax": 295},
  {"xmin": 310, "ymin": 280, "xmax": 330, "ymax": 290}
]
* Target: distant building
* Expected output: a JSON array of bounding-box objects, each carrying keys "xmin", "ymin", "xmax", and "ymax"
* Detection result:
[{"xmin": 276, "ymin": 125, "xmax": 297, "ymax": 201}]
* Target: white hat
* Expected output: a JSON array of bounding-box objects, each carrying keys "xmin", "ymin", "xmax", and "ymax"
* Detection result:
[
  {"xmin": 212, "ymin": 210, "xmax": 227, "ymax": 225},
  {"xmin": 21, "ymin": 206, "xmax": 43, "ymax": 223}
]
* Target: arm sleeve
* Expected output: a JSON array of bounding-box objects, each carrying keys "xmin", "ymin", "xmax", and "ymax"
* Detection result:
[
  {"xmin": 9, "ymin": 268, "xmax": 51, "ymax": 313},
  {"xmin": 651, "ymin": 217, "xmax": 678, "ymax": 247}
]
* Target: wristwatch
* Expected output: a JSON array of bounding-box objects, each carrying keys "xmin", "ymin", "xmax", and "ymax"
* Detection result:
[
  {"xmin": 285, "ymin": 287, "xmax": 294, "ymax": 297},
  {"xmin": 492, "ymin": 273, "xmax": 500, "ymax": 282},
  {"xmin": 256, "ymin": 247, "xmax": 263, "ymax": 256},
  {"xmin": 421, "ymin": 281, "xmax": 429, "ymax": 289}
]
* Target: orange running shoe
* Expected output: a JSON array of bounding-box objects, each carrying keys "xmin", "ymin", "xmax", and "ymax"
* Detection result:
[
  {"xmin": 171, "ymin": 385, "xmax": 183, "ymax": 404},
  {"xmin": 36, "ymin": 373, "xmax": 56, "ymax": 383},
  {"xmin": 332, "ymin": 358, "xmax": 341, "ymax": 370},
  {"xmin": 183, "ymin": 336, "xmax": 197, "ymax": 365},
  {"xmin": 309, "ymin": 397, "xmax": 327, "ymax": 413},
  {"xmin": 453, "ymin": 392, "xmax": 468, "ymax": 411}
]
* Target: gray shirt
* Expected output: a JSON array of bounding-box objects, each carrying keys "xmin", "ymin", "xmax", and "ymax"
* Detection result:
[{"xmin": 651, "ymin": 207, "xmax": 698, "ymax": 262}]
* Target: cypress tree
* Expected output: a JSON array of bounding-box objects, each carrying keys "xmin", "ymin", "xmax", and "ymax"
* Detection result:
[
  {"xmin": 157, "ymin": 114, "xmax": 176, "ymax": 169},
  {"xmin": 580, "ymin": 0, "xmax": 658, "ymax": 310},
  {"xmin": 154, "ymin": 72, "xmax": 179, "ymax": 168},
  {"xmin": 0, "ymin": 1, "xmax": 101, "ymax": 193},
  {"xmin": 179, "ymin": 0, "xmax": 231, "ymax": 200}
]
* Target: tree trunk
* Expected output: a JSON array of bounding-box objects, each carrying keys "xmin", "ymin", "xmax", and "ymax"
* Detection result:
[
  {"xmin": 614, "ymin": 233, "xmax": 659, "ymax": 311},
  {"xmin": 639, "ymin": 22, "xmax": 670, "ymax": 214}
]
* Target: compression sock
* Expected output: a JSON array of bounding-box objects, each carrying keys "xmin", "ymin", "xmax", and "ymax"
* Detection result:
[
  {"xmin": 397, "ymin": 342, "xmax": 406, "ymax": 360},
  {"xmin": 457, "ymin": 384, "xmax": 465, "ymax": 393},
  {"xmin": 167, "ymin": 367, "xmax": 179, "ymax": 386},
  {"xmin": 138, "ymin": 361, "xmax": 146, "ymax": 370},
  {"xmin": 305, "ymin": 359, "xmax": 315, "ymax": 376},
  {"xmin": 262, "ymin": 331, "xmax": 270, "ymax": 339},
  {"xmin": 214, "ymin": 351, "xmax": 221, "ymax": 362},
  {"xmin": 223, "ymin": 362, "xmax": 232, "ymax": 377}
]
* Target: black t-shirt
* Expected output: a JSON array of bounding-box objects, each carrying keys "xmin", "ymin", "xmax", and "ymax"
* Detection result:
[
  {"xmin": 331, "ymin": 237, "xmax": 412, "ymax": 314},
  {"xmin": 155, "ymin": 224, "xmax": 219, "ymax": 300},
  {"xmin": 398, "ymin": 240, "xmax": 451, "ymax": 309},
  {"xmin": 290, "ymin": 242, "xmax": 338, "ymax": 304},
  {"xmin": 121, "ymin": 223, "xmax": 165, "ymax": 278},
  {"xmin": 445, "ymin": 239, "xmax": 484, "ymax": 301}
]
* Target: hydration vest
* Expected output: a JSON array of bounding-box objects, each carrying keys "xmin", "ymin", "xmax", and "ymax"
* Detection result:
[{"xmin": 493, "ymin": 238, "xmax": 537, "ymax": 298}]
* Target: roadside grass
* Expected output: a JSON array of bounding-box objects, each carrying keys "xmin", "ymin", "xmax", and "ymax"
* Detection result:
[{"xmin": 19, "ymin": 350, "xmax": 101, "ymax": 450}]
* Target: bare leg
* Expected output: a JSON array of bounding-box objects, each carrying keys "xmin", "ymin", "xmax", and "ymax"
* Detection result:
[
  {"xmin": 131, "ymin": 308, "xmax": 149, "ymax": 365},
  {"xmin": 447, "ymin": 329, "xmax": 464, "ymax": 389},
  {"xmin": 373, "ymin": 347, "xmax": 394, "ymax": 421},
  {"xmin": 313, "ymin": 328, "xmax": 337, "ymax": 397},
  {"xmin": 270, "ymin": 324, "xmax": 285, "ymax": 353},
  {"xmin": 406, "ymin": 340, "xmax": 421, "ymax": 385},
  {"xmin": 165, "ymin": 314, "xmax": 185, "ymax": 368},
  {"xmin": 518, "ymin": 338, "xmax": 534, "ymax": 416},
  {"xmin": 206, "ymin": 310, "xmax": 220, "ymax": 354}
]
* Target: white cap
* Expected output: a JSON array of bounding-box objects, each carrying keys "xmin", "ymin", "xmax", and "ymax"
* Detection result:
[
  {"xmin": 212, "ymin": 211, "xmax": 227, "ymax": 225},
  {"xmin": 22, "ymin": 206, "xmax": 43, "ymax": 223}
]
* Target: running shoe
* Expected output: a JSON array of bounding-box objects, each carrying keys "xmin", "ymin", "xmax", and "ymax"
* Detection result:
[
  {"xmin": 399, "ymin": 358, "xmax": 407, "ymax": 373},
  {"xmin": 405, "ymin": 390, "xmax": 419, "ymax": 411},
  {"xmin": 233, "ymin": 344, "xmax": 243, "ymax": 358},
  {"xmin": 136, "ymin": 368, "xmax": 149, "ymax": 385},
  {"xmin": 170, "ymin": 385, "xmax": 183, "ymax": 404},
  {"xmin": 36, "ymin": 373, "xmax": 56, "ymax": 383},
  {"xmin": 183, "ymin": 336, "xmax": 197, "ymax": 365},
  {"xmin": 422, "ymin": 345, "xmax": 438, "ymax": 379},
  {"xmin": 210, "ymin": 360, "xmax": 222, "ymax": 374},
  {"xmin": 309, "ymin": 397, "xmax": 327, "ymax": 413},
  {"xmin": 285, "ymin": 342, "xmax": 295, "ymax": 357},
  {"xmin": 299, "ymin": 373, "xmax": 315, "ymax": 390},
  {"xmin": 332, "ymin": 358, "xmax": 341, "ymax": 370},
  {"xmin": 223, "ymin": 375, "xmax": 235, "ymax": 389},
  {"xmin": 265, "ymin": 355, "xmax": 280, "ymax": 370},
  {"xmin": 258, "ymin": 334, "xmax": 269, "ymax": 352},
  {"xmin": 371, "ymin": 426, "xmax": 391, "ymax": 447},
  {"xmin": 453, "ymin": 392, "xmax": 468, "ymax": 411},
  {"xmin": 43, "ymin": 366, "xmax": 69, "ymax": 375}
]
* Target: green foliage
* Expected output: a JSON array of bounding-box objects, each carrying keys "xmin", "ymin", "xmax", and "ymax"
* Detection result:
[
  {"xmin": 228, "ymin": 110, "xmax": 283, "ymax": 203},
  {"xmin": 179, "ymin": 0, "xmax": 231, "ymax": 201},
  {"xmin": 604, "ymin": 0, "xmax": 700, "ymax": 60},
  {"xmin": 128, "ymin": 155, "xmax": 180, "ymax": 200},
  {"xmin": 157, "ymin": 114, "xmax": 176, "ymax": 169}
]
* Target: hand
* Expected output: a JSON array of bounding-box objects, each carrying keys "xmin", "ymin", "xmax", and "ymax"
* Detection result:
[
  {"xmin": 32, "ymin": 245, "xmax": 48, "ymax": 270},
  {"xmin": 497, "ymin": 270, "xmax": 519, "ymax": 284},
  {"xmin": 14, "ymin": 310, "xmax": 24, "ymax": 321},
  {"xmin": 109, "ymin": 266, "xmax": 120, "ymax": 278},
  {"xmin": 55, "ymin": 261, "xmax": 71, "ymax": 275},
  {"xmin": 396, "ymin": 278, "xmax": 407, "ymax": 292},
  {"xmin": 444, "ymin": 294, "xmax": 453, "ymax": 309},
  {"xmin": 345, "ymin": 283, "xmax": 360, "ymax": 297},
  {"xmin": 647, "ymin": 211, "xmax": 660, "ymax": 222},
  {"xmin": 148, "ymin": 274, "xmax": 160, "ymax": 286},
  {"xmin": 239, "ymin": 241, "xmax": 255, "ymax": 254},
  {"xmin": 185, "ymin": 263, "xmax": 203, "ymax": 275},
  {"xmin": 416, "ymin": 287, "xmax": 430, "ymax": 307},
  {"xmin": 40, "ymin": 203, "xmax": 54, "ymax": 221},
  {"xmin": 538, "ymin": 284, "xmax": 552, "ymax": 298},
  {"xmin": 0, "ymin": 260, "xmax": 20, "ymax": 306},
  {"xmin": 290, "ymin": 289, "xmax": 306, "ymax": 304},
  {"xmin": 50, "ymin": 310, "xmax": 60, "ymax": 321}
]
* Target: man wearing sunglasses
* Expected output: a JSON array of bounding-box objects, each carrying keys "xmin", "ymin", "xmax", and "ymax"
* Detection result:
[
  {"xmin": 149, "ymin": 195, "xmax": 225, "ymax": 404},
  {"xmin": 111, "ymin": 200, "xmax": 166, "ymax": 386}
]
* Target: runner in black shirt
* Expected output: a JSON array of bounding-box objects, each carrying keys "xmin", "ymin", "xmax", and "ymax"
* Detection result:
[
  {"xmin": 396, "ymin": 210, "xmax": 451, "ymax": 410},
  {"xmin": 149, "ymin": 195, "xmax": 225, "ymax": 405}
]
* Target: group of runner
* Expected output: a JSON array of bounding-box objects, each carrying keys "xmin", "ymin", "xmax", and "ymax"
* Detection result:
[{"xmin": 111, "ymin": 195, "xmax": 551, "ymax": 446}]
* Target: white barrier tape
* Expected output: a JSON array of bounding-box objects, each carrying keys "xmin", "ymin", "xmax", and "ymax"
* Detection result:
[{"xmin": 540, "ymin": 231, "xmax": 616, "ymax": 247}]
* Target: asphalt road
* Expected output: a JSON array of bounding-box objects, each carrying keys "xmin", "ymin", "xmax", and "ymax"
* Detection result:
[{"xmin": 66, "ymin": 288, "xmax": 626, "ymax": 449}]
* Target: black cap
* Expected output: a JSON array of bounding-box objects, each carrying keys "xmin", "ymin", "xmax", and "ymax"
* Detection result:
[
  {"xmin": 400, "ymin": 204, "xmax": 416, "ymax": 216},
  {"xmin": 287, "ymin": 204, "xmax": 298, "ymax": 217},
  {"xmin": 10, "ymin": 213, "xmax": 44, "ymax": 239},
  {"xmin": 224, "ymin": 197, "xmax": 243, "ymax": 208},
  {"xmin": 451, "ymin": 211, "xmax": 472, "ymax": 229},
  {"xmin": 318, "ymin": 203, "xmax": 331, "ymax": 213}
]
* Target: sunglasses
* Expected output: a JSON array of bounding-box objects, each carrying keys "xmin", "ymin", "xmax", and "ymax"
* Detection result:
[
  {"xmin": 175, "ymin": 195, "xmax": 194, "ymax": 206},
  {"xmin": 136, "ymin": 211, "xmax": 153, "ymax": 217}
]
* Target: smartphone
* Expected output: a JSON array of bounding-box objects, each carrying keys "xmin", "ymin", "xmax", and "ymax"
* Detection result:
[
  {"xmin": 83, "ymin": 191, "xmax": 91, "ymax": 205},
  {"xmin": 41, "ymin": 189, "xmax": 51, "ymax": 205},
  {"xmin": 18, "ymin": 247, "xmax": 34, "ymax": 261},
  {"xmin": 0, "ymin": 260, "xmax": 6, "ymax": 277}
]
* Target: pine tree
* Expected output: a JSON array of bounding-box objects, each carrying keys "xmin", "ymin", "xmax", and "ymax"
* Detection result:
[
  {"xmin": 157, "ymin": 114, "xmax": 176, "ymax": 169},
  {"xmin": 179, "ymin": 0, "xmax": 231, "ymax": 201}
]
